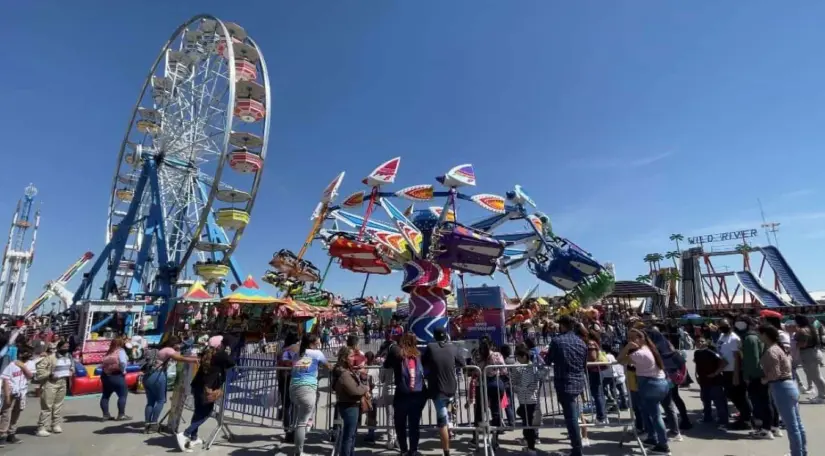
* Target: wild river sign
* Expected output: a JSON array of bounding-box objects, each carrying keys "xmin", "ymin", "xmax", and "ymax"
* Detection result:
[{"xmin": 687, "ymin": 229, "xmax": 758, "ymax": 245}]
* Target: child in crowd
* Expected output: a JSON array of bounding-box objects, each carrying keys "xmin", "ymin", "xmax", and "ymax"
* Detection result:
[
  {"xmin": 512, "ymin": 344, "xmax": 541, "ymax": 455},
  {"xmin": 602, "ymin": 351, "xmax": 628, "ymax": 411},
  {"xmin": 0, "ymin": 346, "xmax": 34, "ymax": 445},
  {"xmin": 363, "ymin": 351, "xmax": 379, "ymax": 444},
  {"xmin": 693, "ymin": 336, "xmax": 729, "ymax": 427}
]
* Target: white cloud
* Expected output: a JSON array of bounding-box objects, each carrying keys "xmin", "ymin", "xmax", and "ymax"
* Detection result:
[{"xmin": 569, "ymin": 151, "xmax": 675, "ymax": 170}]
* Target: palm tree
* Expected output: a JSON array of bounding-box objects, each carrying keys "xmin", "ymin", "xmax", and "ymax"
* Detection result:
[
  {"xmin": 651, "ymin": 253, "xmax": 665, "ymax": 271},
  {"xmin": 669, "ymin": 233, "xmax": 684, "ymax": 252},
  {"xmin": 636, "ymin": 274, "xmax": 652, "ymax": 283},
  {"xmin": 667, "ymin": 269, "xmax": 681, "ymax": 282},
  {"xmin": 735, "ymin": 243, "xmax": 752, "ymax": 254},
  {"xmin": 643, "ymin": 254, "xmax": 655, "ymax": 273},
  {"xmin": 665, "ymin": 250, "xmax": 680, "ymax": 269}
]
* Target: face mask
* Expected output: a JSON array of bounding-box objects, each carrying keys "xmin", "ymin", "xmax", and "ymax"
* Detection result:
[
  {"xmin": 734, "ymin": 321, "xmax": 748, "ymax": 331},
  {"xmin": 57, "ymin": 349, "xmax": 69, "ymax": 355}
]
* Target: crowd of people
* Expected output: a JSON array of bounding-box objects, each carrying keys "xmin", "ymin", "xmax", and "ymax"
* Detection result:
[{"xmin": 0, "ymin": 307, "xmax": 823, "ymax": 456}]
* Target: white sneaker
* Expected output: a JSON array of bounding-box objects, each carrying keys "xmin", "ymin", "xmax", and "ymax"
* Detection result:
[
  {"xmin": 51, "ymin": 426, "xmax": 63, "ymax": 434},
  {"xmin": 670, "ymin": 433, "xmax": 684, "ymax": 442},
  {"xmin": 35, "ymin": 429, "xmax": 51, "ymax": 437},
  {"xmin": 189, "ymin": 438, "xmax": 203, "ymax": 446},
  {"xmin": 596, "ymin": 418, "xmax": 610, "ymax": 426},
  {"xmin": 175, "ymin": 433, "xmax": 190, "ymax": 452},
  {"xmin": 752, "ymin": 430, "xmax": 774, "ymax": 440},
  {"xmin": 581, "ymin": 437, "xmax": 592, "ymax": 447},
  {"xmin": 772, "ymin": 428, "xmax": 784, "ymax": 437}
]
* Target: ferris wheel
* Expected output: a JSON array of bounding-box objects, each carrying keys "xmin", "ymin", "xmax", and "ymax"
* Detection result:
[{"xmin": 73, "ymin": 15, "xmax": 270, "ymax": 320}]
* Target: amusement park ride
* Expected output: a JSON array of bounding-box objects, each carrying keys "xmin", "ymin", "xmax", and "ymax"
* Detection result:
[
  {"xmin": 266, "ymin": 158, "xmax": 614, "ymax": 342},
  {"xmin": 23, "ymin": 252, "xmax": 95, "ymax": 317},
  {"xmin": 69, "ymin": 15, "xmax": 270, "ymax": 340},
  {"xmin": 0, "ymin": 184, "xmax": 40, "ymax": 316}
]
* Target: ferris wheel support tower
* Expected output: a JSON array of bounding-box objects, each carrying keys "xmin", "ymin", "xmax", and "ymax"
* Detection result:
[{"xmin": 0, "ymin": 184, "xmax": 40, "ymax": 315}]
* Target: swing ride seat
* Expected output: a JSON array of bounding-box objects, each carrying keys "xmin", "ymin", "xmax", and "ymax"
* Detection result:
[
  {"xmin": 430, "ymin": 222, "xmax": 504, "ymax": 276},
  {"xmin": 532, "ymin": 251, "xmax": 590, "ymax": 291},
  {"xmin": 564, "ymin": 243, "xmax": 602, "ymax": 275},
  {"xmin": 340, "ymin": 257, "xmax": 392, "ymax": 274},
  {"xmin": 328, "ymin": 233, "xmax": 382, "ymax": 260},
  {"xmin": 269, "ymin": 249, "xmax": 298, "ymax": 269}
]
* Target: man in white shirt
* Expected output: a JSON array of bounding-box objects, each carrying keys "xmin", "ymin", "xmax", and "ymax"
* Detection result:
[
  {"xmin": 0, "ymin": 346, "xmax": 34, "ymax": 445},
  {"xmin": 716, "ymin": 318, "xmax": 750, "ymax": 430}
]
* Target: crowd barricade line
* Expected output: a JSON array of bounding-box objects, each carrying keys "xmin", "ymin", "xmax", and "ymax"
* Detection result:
[
  {"xmin": 329, "ymin": 365, "xmax": 489, "ymax": 456},
  {"xmin": 205, "ymin": 365, "xmax": 329, "ymax": 451},
  {"xmin": 479, "ymin": 362, "xmax": 646, "ymax": 455}
]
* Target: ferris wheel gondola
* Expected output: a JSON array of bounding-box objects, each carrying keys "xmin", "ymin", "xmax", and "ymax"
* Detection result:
[{"xmin": 74, "ymin": 16, "xmax": 270, "ymax": 332}]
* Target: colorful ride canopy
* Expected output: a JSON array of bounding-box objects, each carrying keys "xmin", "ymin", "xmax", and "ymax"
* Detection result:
[{"xmin": 310, "ymin": 158, "xmax": 609, "ymax": 341}]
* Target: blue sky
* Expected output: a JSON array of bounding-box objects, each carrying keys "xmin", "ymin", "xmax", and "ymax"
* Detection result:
[{"xmin": 3, "ymin": 2, "xmax": 825, "ymax": 308}]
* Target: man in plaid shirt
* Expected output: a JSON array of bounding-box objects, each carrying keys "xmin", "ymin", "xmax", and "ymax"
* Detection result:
[{"xmin": 544, "ymin": 316, "xmax": 587, "ymax": 456}]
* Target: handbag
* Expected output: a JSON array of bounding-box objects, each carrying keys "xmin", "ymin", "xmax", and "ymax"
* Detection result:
[
  {"xmin": 205, "ymin": 386, "xmax": 224, "ymax": 404},
  {"xmin": 360, "ymin": 393, "xmax": 372, "ymax": 413}
]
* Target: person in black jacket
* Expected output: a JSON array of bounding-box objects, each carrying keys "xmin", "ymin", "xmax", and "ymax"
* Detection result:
[{"xmin": 422, "ymin": 328, "xmax": 465, "ymax": 456}]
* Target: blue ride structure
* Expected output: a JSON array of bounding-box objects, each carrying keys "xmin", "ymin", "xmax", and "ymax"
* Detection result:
[{"xmin": 72, "ymin": 16, "xmax": 271, "ymax": 340}]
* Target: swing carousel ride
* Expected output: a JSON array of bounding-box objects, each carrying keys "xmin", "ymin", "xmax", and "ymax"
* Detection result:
[
  {"xmin": 267, "ymin": 158, "xmax": 614, "ymax": 342},
  {"xmin": 73, "ymin": 15, "xmax": 270, "ymax": 337}
]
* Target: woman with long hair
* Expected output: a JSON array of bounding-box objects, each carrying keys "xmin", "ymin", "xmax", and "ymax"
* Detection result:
[
  {"xmin": 474, "ymin": 335, "xmax": 506, "ymax": 448},
  {"xmin": 333, "ymin": 347, "xmax": 368, "ymax": 456},
  {"xmin": 647, "ymin": 328, "xmax": 690, "ymax": 435},
  {"xmin": 99, "ymin": 337, "xmax": 131, "ymax": 421},
  {"xmin": 619, "ymin": 328, "xmax": 671, "ymax": 455},
  {"xmin": 142, "ymin": 335, "xmax": 198, "ymax": 433},
  {"xmin": 793, "ymin": 315, "xmax": 825, "ymax": 401},
  {"xmin": 277, "ymin": 331, "xmax": 300, "ymax": 442},
  {"xmin": 759, "ymin": 324, "xmax": 808, "ymax": 456},
  {"xmin": 383, "ymin": 332, "xmax": 427, "ymax": 455},
  {"xmin": 289, "ymin": 334, "xmax": 331, "ymax": 456},
  {"xmin": 176, "ymin": 335, "xmax": 236, "ymax": 452}
]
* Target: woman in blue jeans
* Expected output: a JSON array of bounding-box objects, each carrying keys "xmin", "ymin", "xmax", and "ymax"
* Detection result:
[
  {"xmin": 384, "ymin": 333, "xmax": 428, "ymax": 455},
  {"xmin": 99, "ymin": 338, "xmax": 131, "ymax": 421},
  {"xmin": 142, "ymin": 336, "xmax": 198, "ymax": 433},
  {"xmin": 176, "ymin": 335, "xmax": 236, "ymax": 452},
  {"xmin": 333, "ymin": 347, "xmax": 369, "ymax": 456},
  {"xmin": 759, "ymin": 324, "xmax": 808, "ymax": 456},
  {"xmin": 619, "ymin": 328, "xmax": 671, "ymax": 456}
]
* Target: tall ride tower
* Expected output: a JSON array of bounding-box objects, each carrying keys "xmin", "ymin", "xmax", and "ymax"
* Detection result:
[{"xmin": 0, "ymin": 184, "xmax": 40, "ymax": 315}]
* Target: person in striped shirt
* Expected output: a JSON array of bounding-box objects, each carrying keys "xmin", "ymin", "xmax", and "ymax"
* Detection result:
[{"xmin": 512, "ymin": 344, "xmax": 541, "ymax": 454}]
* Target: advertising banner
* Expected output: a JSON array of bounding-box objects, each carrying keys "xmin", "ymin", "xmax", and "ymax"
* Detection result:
[{"xmin": 456, "ymin": 286, "xmax": 505, "ymax": 346}]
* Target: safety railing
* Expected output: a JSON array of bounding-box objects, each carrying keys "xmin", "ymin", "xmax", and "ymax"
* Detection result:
[{"xmin": 176, "ymin": 357, "xmax": 647, "ymax": 454}]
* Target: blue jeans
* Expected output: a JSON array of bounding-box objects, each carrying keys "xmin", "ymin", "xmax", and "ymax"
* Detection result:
[
  {"xmin": 143, "ymin": 371, "xmax": 167, "ymax": 424},
  {"xmin": 699, "ymin": 383, "xmax": 728, "ymax": 425},
  {"xmin": 637, "ymin": 377, "xmax": 670, "ymax": 447},
  {"xmin": 588, "ymin": 371, "xmax": 606, "ymax": 421},
  {"xmin": 770, "ymin": 380, "xmax": 807, "ymax": 456},
  {"xmin": 184, "ymin": 386, "xmax": 215, "ymax": 440},
  {"xmin": 394, "ymin": 392, "xmax": 426, "ymax": 453},
  {"xmin": 629, "ymin": 390, "xmax": 644, "ymax": 432},
  {"xmin": 556, "ymin": 391, "xmax": 583, "ymax": 456},
  {"xmin": 336, "ymin": 404, "xmax": 359, "ymax": 456},
  {"xmin": 100, "ymin": 374, "xmax": 128, "ymax": 417}
]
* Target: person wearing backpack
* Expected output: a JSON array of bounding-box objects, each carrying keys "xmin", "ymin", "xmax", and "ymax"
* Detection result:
[
  {"xmin": 99, "ymin": 337, "xmax": 131, "ymax": 421},
  {"xmin": 383, "ymin": 332, "xmax": 427, "ymax": 456},
  {"xmin": 142, "ymin": 335, "xmax": 198, "ymax": 433},
  {"xmin": 34, "ymin": 340, "xmax": 73, "ymax": 437}
]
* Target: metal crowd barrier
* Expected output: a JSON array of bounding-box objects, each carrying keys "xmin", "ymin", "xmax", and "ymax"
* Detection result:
[{"xmin": 171, "ymin": 354, "xmax": 646, "ymax": 455}]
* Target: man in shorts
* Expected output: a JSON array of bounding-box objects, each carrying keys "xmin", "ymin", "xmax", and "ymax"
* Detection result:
[{"xmin": 422, "ymin": 328, "xmax": 465, "ymax": 456}]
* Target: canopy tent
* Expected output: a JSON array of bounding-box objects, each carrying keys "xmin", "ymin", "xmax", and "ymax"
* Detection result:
[
  {"xmin": 221, "ymin": 275, "xmax": 281, "ymax": 305},
  {"xmin": 276, "ymin": 298, "xmax": 318, "ymax": 319},
  {"xmin": 180, "ymin": 281, "xmax": 217, "ymax": 303}
]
